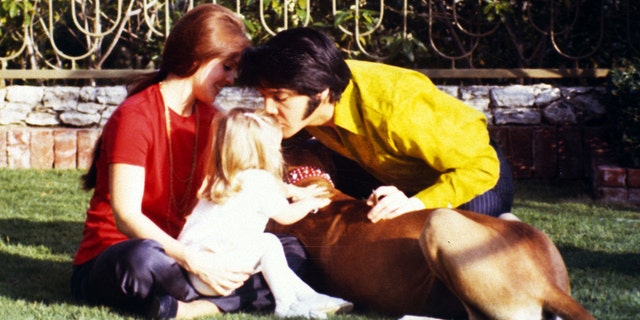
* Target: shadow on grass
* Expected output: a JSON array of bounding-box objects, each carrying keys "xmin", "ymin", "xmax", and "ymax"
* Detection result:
[
  {"xmin": 515, "ymin": 180, "xmax": 640, "ymax": 212},
  {"xmin": 0, "ymin": 215, "xmax": 638, "ymax": 320},
  {"xmin": 0, "ymin": 251, "xmax": 73, "ymax": 303},
  {"xmin": 0, "ymin": 218, "xmax": 83, "ymax": 304},
  {"xmin": 0, "ymin": 218, "xmax": 83, "ymax": 256},
  {"xmin": 559, "ymin": 244, "xmax": 640, "ymax": 276}
]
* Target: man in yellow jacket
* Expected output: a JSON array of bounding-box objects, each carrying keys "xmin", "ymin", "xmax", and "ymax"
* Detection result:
[{"xmin": 238, "ymin": 28, "xmax": 516, "ymax": 221}]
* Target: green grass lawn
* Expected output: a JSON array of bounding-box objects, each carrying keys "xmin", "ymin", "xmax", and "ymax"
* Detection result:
[{"xmin": 0, "ymin": 169, "xmax": 638, "ymax": 319}]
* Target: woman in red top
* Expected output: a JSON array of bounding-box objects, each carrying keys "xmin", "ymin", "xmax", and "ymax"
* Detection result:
[{"xmin": 71, "ymin": 4, "xmax": 308, "ymax": 318}]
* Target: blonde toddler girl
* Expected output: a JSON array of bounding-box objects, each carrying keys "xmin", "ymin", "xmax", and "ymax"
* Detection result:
[{"xmin": 178, "ymin": 108, "xmax": 353, "ymax": 318}]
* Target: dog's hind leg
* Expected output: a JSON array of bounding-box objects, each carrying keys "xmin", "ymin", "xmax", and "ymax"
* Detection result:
[
  {"xmin": 418, "ymin": 208, "xmax": 551, "ymax": 320},
  {"xmin": 419, "ymin": 208, "xmax": 595, "ymax": 320}
]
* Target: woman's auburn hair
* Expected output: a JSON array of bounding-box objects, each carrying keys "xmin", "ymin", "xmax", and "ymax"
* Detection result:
[
  {"xmin": 198, "ymin": 108, "xmax": 285, "ymax": 204},
  {"xmin": 81, "ymin": 4, "xmax": 250, "ymax": 191},
  {"xmin": 128, "ymin": 3, "xmax": 251, "ymax": 97}
]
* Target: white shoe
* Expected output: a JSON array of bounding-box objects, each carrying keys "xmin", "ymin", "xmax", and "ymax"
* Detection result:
[
  {"xmin": 275, "ymin": 302, "xmax": 326, "ymax": 319},
  {"xmin": 275, "ymin": 295, "xmax": 353, "ymax": 318},
  {"xmin": 299, "ymin": 294, "xmax": 354, "ymax": 315}
]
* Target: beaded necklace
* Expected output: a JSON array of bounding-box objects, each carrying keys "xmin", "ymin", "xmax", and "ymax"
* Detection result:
[{"xmin": 164, "ymin": 100, "xmax": 199, "ymax": 234}]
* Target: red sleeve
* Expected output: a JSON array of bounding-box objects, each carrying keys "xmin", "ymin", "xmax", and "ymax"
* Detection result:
[{"xmin": 103, "ymin": 97, "xmax": 156, "ymax": 167}]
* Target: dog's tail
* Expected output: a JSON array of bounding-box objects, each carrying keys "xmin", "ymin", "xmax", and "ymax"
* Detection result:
[{"xmin": 542, "ymin": 287, "xmax": 596, "ymax": 320}]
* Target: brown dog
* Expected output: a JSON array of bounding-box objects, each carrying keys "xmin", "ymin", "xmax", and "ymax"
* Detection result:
[{"xmin": 267, "ymin": 165, "xmax": 595, "ymax": 320}]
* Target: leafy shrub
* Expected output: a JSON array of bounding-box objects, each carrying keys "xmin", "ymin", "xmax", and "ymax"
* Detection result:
[{"xmin": 607, "ymin": 57, "xmax": 640, "ymax": 167}]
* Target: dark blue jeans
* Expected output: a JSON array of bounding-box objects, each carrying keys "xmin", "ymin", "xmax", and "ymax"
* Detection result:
[{"xmin": 71, "ymin": 235, "xmax": 308, "ymax": 316}]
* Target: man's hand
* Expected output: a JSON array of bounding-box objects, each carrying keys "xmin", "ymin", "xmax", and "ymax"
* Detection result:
[{"xmin": 366, "ymin": 186, "xmax": 425, "ymax": 223}]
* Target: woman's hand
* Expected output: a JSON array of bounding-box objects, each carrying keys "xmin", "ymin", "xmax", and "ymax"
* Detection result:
[
  {"xmin": 183, "ymin": 247, "xmax": 253, "ymax": 296},
  {"xmin": 365, "ymin": 186, "xmax": 425, "ymax": 223}
]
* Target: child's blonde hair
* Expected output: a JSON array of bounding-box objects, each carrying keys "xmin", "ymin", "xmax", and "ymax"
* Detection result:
[{"xmin": 199, "ymin": 107, "xmax": 285, "ymax": 203}]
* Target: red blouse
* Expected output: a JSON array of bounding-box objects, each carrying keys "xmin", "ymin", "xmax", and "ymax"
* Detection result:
[{"xmin": 73, "ymin": 84, "xmax": 216, "ymax": 265}]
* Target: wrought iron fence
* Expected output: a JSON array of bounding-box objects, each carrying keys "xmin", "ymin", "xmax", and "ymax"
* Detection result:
[{"xmin": 0, "ymin": 0, "xmax": 637, "ymax": 80}]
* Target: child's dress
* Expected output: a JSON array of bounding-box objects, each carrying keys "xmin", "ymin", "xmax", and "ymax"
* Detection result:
[
  {"xmin": 180, "ymin": 169, "xmax": 287, "ymax": 259},
  {"xmin": 179, "ymin": 169, "xmax": 352, "ymax": 318}
]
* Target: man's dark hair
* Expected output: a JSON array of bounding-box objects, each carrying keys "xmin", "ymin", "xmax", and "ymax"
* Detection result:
[{"xmin": 237, "ymin": 28, "xmax": 352, "ymax": 103}]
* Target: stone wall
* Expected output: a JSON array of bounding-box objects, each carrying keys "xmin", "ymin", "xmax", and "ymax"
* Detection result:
[
  {"xmin": 5, "ymin": 83, "xmax": 637, "ymax": 203},
  {"xmin": 0, "ymin": 83, "xmax": 608, "ymax": 171},
  {"xmin": 0, "ymin": 84, "xmax": 607, "ymax": 129},
  {"xmin": 0, "ymin": 86, "xmax": 258, "ymax": 169},
  {"xmin": 0, "ymin": 85, "xmax": 263, "ymax": 127},
  {"xmin": 0, "ymin": 86, "xmax": 125, "ymax": 127}
]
